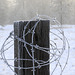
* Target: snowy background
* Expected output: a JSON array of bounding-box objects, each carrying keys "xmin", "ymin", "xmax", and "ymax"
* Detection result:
[
  {"xmin": 0, "ymin": 25, "xmax": 75, "ymax": 75},
  {"xmin": 0, "ymin": 25, "xmax": 14, "ymax": 75}
]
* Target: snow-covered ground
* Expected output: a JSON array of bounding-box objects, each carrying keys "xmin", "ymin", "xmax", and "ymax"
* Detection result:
[
  {"xmin": 62, "ymin": 25, "xmax": 75, "ymax": 75},
  {"xmin": 0, "ymin": 25, "xmax": 14, "ymax": 75},
  {"xmin": 0, "ymin": 25, "xmax": 75, "ymax": 75}
]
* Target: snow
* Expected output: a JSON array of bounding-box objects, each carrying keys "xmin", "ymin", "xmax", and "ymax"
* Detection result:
[
  {"xmin": 0, "ymin": 25, "xmax": 14, "ymax": 75},
  {"xmin": 62, "ymin": 25, "xmax": 75, "ymax": 75},
  {"xmin": 0, "ymin": 25, "xmax": 75, "ymax": 75},
  {"xmin": 50, "ymin": 25, "xmax": 75, "ymax": 75}
]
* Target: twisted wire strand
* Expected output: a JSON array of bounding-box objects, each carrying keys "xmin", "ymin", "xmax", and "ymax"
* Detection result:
[{"xmin": 0, "ymin": 15, "xmax": 70, "ymax": 75}]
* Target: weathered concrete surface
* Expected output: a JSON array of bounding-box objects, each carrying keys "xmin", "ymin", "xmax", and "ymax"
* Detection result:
[{"xmin": 0, "ymin": 0, "xmax": 75, "ymax": 25}]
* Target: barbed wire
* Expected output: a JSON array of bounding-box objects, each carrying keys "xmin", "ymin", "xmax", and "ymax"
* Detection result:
[{"xmin": 0, "ymin": 15, "xmax": 70, "ymax": 75}]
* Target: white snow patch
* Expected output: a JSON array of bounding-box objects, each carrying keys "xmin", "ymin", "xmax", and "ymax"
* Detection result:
[{"xmin": 0, "ymin": 25, "xmax": 75, "ymax": 75}]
